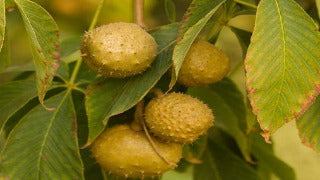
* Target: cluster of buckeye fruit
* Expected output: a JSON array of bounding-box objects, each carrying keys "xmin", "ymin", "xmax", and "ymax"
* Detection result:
[{"xmin": 80, "ymin": 22, "xmax": 230, "ymax": 179}]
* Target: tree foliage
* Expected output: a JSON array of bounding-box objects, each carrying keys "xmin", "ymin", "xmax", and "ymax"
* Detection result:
[{"xmin": 1, "ymin": 0, "xmax": 319, "ymax": 179}]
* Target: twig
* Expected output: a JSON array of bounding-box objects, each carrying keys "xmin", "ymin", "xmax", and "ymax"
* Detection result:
[
  {"xmin": 142, "ymin": 118, "xmax": 173, "ymax": 165},
  {"xmin": 134, "ymin": 0, "xmax": 146, "ymax": 28}
]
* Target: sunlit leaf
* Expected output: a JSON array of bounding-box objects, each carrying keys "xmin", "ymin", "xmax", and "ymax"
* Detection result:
[
  {"xmin": 245, "ymin": 0, "xmax": 320, "ymax": 140},
  {"xmin": 0, "ymin": 31, "xmax": 10, "ymax": 72},
  {"xmin": 0, "ymin": 91, "xmax": 84, "ymax": 179},
  {"xmin": 296, "ymin": 97, "xmax": 320, "ymax": 152},
  {"xmin": 14, "ymin": 0, "xmax": 60, "ymax": 108}
]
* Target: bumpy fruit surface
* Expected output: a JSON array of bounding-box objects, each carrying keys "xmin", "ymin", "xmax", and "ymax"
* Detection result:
[
  {"xmin": 178, "ymin": 40, "xmax": 230, "ymax": 87},
  {"xmin": 91, "ymin": 124, "xmax": 182, "ymax": 178},
  {"xmin": 81, "ymin": 22, "xmax": 157, "ymax": 78},
  {"xmin": 145, "ymin": 93, "xmax": 214, "ymax": 144}
]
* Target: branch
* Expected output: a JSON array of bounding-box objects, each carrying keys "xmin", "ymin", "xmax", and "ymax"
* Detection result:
[{"xmin": 134, "ymin": 0, "xmax": 146, "ymax": 28}]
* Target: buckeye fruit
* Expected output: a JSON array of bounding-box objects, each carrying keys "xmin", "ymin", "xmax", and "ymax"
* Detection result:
[
  {"xmin": 178, "ymin": 40, "xmax": 230, "ymax": 87},
  {"xmin": 145, "ymin": 93, "xmax": 214, "ymax": 144},
  {"xmin": 81, "ymin": 22, "xmax": 157, "ymax": 78},
  {"xmin": 91, "ymin": 124, "xmax": 182, "ymax": 178}
]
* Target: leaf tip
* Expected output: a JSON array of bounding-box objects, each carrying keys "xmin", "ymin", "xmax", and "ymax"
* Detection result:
[{"xmin": 260, "ymin": 131, "xmax": 271, "ymax": 144}]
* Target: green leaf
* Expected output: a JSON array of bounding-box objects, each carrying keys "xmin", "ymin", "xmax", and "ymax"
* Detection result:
[
  {"xmin": 14, "ymin": 0, "xmax": 60, "ymax": 108},
  {"xmin": 249, "ymin": 133, "xmax": 296, "ymax": 180},
  {"xmin": 61, "ymin": 36, "xmax": 81, "ymax": 58},
  {"xmin": 60, "ymin": 36, "xmax": 81, "ymax": 63},
  {"xmin": 194, "ymin": 138, "xmax": 257, "ymax": 180},
  {"xmin": 0, "ymin": 61, "xmax": 69, "ymax": 82},
  {"xmin": 187, "ymin": 78, "xmax": 251, "ymax": 161},
  {"xmin": 245, "ymin": 0, "xmax": 320, "ymax": 140},
  {"xmin": 0, "ymin": 80, "xmax": 38, "ymax": 133},
  {"xmin": 81, "ymin": 148, "xmax": 104, "ymax": 180},
  {"xmin": 229, "ymin": 26, "xmax": 251, "ymax": 58},
  {"xmin": 296, "ymin": 97, "xmax": 320, "ymax": 152},
  {"xmin": 55, "ymin": 61, "xmax": 69, "ymax": 81},
  {"xmin": 0, "ymin": 0, "xmax": 5, "ymax": 52},
  {"xmin": 0, "ymin": 30, "xmax": 10, "ymax": 72},
  {"xmin": 0, "ymin": 91, "xmax": 84, "ymax": 179},
  {"xmin": 0, "ymin": 63, "xmax": 34, "ymax": 74},
  {"xmin": 85, "ymin": 23, "xmax": 178, "ymax": 144},
  {"xmin": 74, "ymin": 63, "xmax": 97, "ymax": 85},
  {"xmin": 185, "ymin": 135, "xmax": 208, "ymax": 161},
  {"xmin": 0, "ymin": 0, "xmax": 9, "ymax": 71},
  {"xmin": 164, "ymin": 0, "xmax": 176, "ymax": 22},
  {"xmin": 170, "ymin": 0, "xmax": 226, "ymax": 88}
]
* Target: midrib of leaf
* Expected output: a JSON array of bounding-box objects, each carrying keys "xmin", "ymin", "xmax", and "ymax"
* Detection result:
[
  {"xmin": 101, "ymin": 48, "xmax": 175, "ymax": 124},
  {"xmin": 101, "ymin": 81, "xmax": 132, "ymax": 124},
  {"xmin": 98, "ymin": 41, "xmax": 176, "ymax": 124},
  {"xmin": 35, "ymin": 92, "xmax": 69, "ymax": 179},
  {"xmin": 271, "ymin": 0, "xmax": 287, "ymax": 120},
  {"xmin": 157, "ymin": 39, "xmax": 176, "ymax": 54}
]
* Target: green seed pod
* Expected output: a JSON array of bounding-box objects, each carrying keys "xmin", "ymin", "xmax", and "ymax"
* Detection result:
[
  {"xmin": 178, "ymin": 40, "xmax": 230, "ymax": 87},
  {"xmin": 91, "ymin": 124, "xmax": 182, "ymax": 178},
  {"xmin": 145, "ymin": 93, "xmax": 214, "ymax": 144},
  {"xmin": 81, "ymin": 22, "xmax": 157, "ymax": 78}
]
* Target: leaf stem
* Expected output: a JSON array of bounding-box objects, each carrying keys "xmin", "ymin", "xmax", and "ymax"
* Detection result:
[
  {"xmin": 69, "ymin": 58, "xmax": 82, "ymax": 84},
  {"xmin": 234, "ymin": 0, "xmax": 257, "ymax": 9},
  {"xmin": 134, "ymin": 0, "xmax": 146, "ymax": 28},
  {"xmin": 69, "ymin": 0, "xmax": 105, "ymax": 85},
  {"xmin": 89, "ymin": 0, "xmax": 105, "ymax": 31}
]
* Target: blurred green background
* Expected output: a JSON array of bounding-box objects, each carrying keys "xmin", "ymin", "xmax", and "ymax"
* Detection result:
[{"xmin": 3, "ymin": 0, "xmax": 320, "ymax": 179}]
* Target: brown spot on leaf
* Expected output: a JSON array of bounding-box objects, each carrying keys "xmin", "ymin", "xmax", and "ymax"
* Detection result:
[{"xmin": 7, "ymin": 7, "xmax": 15, "ymax": 12}]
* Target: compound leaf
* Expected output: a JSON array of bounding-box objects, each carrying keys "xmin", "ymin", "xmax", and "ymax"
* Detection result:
[
  {"xmin": 0, "ymin": 91, "xmax": 84, "ymax": 179},
  {"xmin": 245, "ymin": 0, "xmax": 320, "ymax": 140}
]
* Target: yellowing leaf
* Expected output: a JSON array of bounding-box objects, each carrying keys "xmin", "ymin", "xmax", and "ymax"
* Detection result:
[
  {"xmin": 245, "ymin": 0, "xmax": 320, "ymax": 140},
  {"xmin": 14, "ymin": 0, "xmax": 60, "ymax": 109}
]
